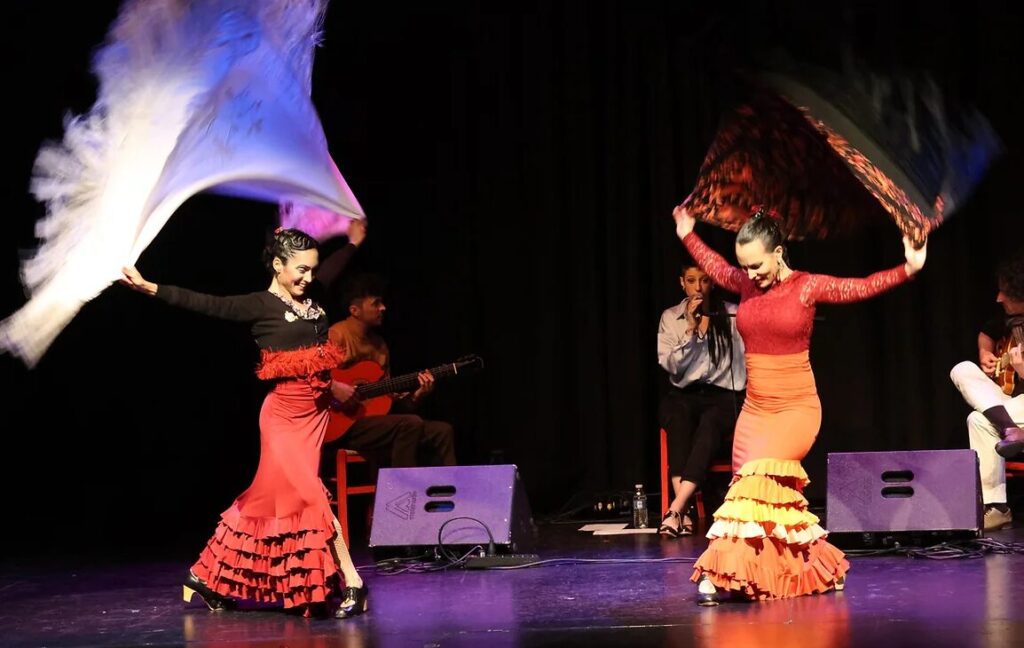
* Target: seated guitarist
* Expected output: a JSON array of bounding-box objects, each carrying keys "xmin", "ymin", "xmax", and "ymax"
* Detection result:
[
  {"xmin": 950, "ymin": 254, "xmax": 1024, "ymax": 531},
  {"xmin": 327, "ymin": 273, "xmax": 456, "ymax": 467}
]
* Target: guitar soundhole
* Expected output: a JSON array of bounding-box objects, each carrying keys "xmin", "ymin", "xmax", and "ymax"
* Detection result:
[
  {"xmin": 426, "ymin": 485, "xmax": 456, "ymax": 497},
  {"xmin": 880, "ymin": 486, "xmax": 914, "ymax": 498},
  {"xmin": 881, "ymin": 470, "xmax": 914, "ymax": 483},
  {"xmin": 424, "ymin": 501, "xmax": 455, "ymax": 512}
]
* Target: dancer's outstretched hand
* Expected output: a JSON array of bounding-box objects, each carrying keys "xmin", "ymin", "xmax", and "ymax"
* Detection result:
[
  {"xmin": 673, "ymin": 204, "xmax": 696, "ymax": 241},
  {"xmin": 348, "ymin": 219, "xmax": 367, "ymax": 247},
  {"xmin": 902, "ymin": 236, "xmax": 927, "ymax": 276},
  {"xmin": 120, "ymin": 266, "xmax": 158, "ymax": 296}
]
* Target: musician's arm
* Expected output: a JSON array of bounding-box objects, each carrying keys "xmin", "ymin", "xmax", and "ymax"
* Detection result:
[
  {"xmin": 979, "ymin": 332, "xmax": 998, "ymax": 375},
  {"xmin": 327, "ymin": 323, "xmax": 359, "ymax": 404},
  {"xmin": 979, "ymin": 332, "xmax": 996, "ymax": 353}
]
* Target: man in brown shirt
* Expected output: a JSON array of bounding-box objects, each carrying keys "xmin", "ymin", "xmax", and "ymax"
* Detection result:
[{"xmin": 328, "ymin": 274, "xmax": 456, "ymax": 467}]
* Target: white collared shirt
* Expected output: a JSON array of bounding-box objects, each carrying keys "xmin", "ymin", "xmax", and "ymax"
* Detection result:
[{"xmin": 657, "ymin": 298, "xmax": 746, "ymax": 390}]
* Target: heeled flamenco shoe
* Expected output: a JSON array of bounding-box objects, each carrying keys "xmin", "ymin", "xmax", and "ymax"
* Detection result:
[
  {"xmin": 334, "ymin": 584, "xmax": 369, "ymax": 619},
  {"xmin": 696, "ymin": 574, "xmax": 720, "ymax": 607},
  {"xmin": 183, "ymin": 572, "xmax": 236, "ymax": 611}
]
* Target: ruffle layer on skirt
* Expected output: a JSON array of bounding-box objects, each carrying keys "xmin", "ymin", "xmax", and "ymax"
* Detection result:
[
  {"xmin": 691, "ymin": 457, "xmax": 849, "ymax": 599},
  {"xmin": 191, "ymin": 504, "xmax": 339, "ymax": 608}
]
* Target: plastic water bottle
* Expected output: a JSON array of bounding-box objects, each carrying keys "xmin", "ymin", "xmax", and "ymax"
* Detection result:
[{"xmin": 632, "ymin": 484, "xmax": 648, "ymax": 529}]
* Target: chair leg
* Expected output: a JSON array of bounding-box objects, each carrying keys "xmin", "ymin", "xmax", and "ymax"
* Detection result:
[
  {"xmin": 335, "ymin": 451, "xmax": 350, "ymax": 547},
  {"xmin": 695, "ymin": 489, "xmax": 706, "ymax": 529},
  {"xmin": 660, "ymin": 428, "xmax": 669, "ymax": 515}
]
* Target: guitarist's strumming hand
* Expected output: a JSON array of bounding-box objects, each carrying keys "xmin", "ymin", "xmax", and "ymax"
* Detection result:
[
  {"xmin": 981, "ymin": 349, "xmax": 999, "ymax": 375},
  {"xmin": 330, "ymin": 380, "xmax": 360, "ymax": 412}
]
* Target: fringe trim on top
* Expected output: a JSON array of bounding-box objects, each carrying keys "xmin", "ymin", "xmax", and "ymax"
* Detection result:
[{"xmin": 256, "ymin": 342, "xmax": 345, "ymax": 381}]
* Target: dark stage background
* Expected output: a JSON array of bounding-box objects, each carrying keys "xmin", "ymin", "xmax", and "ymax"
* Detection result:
[{"xmin": 2, "ymin": 1, "xmax": 1021, "ymax": 559}]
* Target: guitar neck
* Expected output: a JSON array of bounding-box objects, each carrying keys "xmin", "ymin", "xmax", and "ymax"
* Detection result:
[{"xmin": 356, "ymin": 361, "xmax": 464, "ymax": 399}]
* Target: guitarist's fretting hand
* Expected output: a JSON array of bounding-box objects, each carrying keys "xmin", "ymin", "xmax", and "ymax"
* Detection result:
[
  {"xmin": 409, "ymin": 371, "xmax": 435, "ymax": 404},
  {"xmin": 1011, "ymin": 345, "xmax": 1024, "ymax": 379}
]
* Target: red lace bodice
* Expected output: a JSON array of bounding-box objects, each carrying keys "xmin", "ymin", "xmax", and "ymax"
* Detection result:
[{"xmin": 683, "ymin": 232, "xmax": 910, "ymax": 354}]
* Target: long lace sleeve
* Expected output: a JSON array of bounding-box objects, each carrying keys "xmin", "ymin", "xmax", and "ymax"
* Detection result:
[
  {"xmin": 315, "ymin": 243, "xmax": 358, "ymax": 291},
  {"xmin": 154, "ymin": 286, "xmax": 265, "ymax": 322},
  {"xmin": 682, "ymin": 232, "xmax": 747, "ymax": 294},
  {"xmin": 801, "ymin": 265, "xmax": 910, "ymax": 305}
]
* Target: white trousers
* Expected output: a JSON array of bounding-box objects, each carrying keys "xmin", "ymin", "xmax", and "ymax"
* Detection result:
[{"xmin": 950, "ymin": 361, "xmax": 1024, "ymax": 504}]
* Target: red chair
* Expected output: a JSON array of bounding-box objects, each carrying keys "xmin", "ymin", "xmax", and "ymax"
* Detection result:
[
  {"xmin": 328, "ymin": 449, "xmax": 376, "ymax": 546},
  {"xmin": 659, "ymin": 428, "xmax": 731, "ymax": 528}
]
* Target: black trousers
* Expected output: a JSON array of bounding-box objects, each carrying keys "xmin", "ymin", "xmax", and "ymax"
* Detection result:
[
  {"xmin": 659, "ymin": 384, "xmax": 742, "ymax": 486},
  {"xmin": 336, "ymin": 413, "xmax": 456, "ymax": 467}
]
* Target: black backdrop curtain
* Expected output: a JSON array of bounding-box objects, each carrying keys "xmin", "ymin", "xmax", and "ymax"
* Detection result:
[{"xmin": 2, "ymin": 0, "xmax": 1021, "ymax": 558}]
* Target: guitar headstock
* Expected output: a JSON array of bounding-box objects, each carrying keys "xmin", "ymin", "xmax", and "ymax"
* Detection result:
[{"xmin": 453, "ymin": 354, "xmax": 485, "ymax": 373}]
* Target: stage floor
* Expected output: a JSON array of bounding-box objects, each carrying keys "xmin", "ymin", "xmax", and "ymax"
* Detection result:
[{"xmin": 3, "ymin": 522, "xmax": 1023, "ymax": 647}]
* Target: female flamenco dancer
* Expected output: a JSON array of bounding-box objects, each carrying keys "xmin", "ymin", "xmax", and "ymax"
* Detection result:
[
  {"xmin": 120, "ymin": 225, "xmax": 368, "ymax": 618},
  {"xmin": 672, "ymin": 204, "xmax": 927, "ymax": 605}
]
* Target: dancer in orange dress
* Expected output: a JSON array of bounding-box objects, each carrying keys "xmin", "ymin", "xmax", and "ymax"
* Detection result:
[
  {"xmin": 120, "ymin": 226, "xmax": 368, "ymax": 618},
  {"xmin": 672, "ymin": 205, "xmax": 927, "ymax": 604}
]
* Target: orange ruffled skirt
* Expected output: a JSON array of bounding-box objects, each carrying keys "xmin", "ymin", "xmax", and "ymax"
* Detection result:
[
  {"xmin": 191, "ymin": 377, "xmax": 339, "ymax": 608},
  {"xmin": 691, "ymin": 351, "xmax": 849, "ymax": 599}
]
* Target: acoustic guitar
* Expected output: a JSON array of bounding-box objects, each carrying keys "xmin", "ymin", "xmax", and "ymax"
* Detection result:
[
  {"xmin": 993, "ymin": 316, "xmax": 1024, "ymax": 396},
  {"xmin": 325, "ymin": 355, "xmax": 483, "ymax": 442}
]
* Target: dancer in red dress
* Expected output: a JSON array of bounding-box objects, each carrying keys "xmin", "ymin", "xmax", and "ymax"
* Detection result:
[
  {"xmin": 121, "ymin": 225, "xmax": 368, "ymax": 618},
  {"xmin": 673, "ymin": 205, "xmax": 927, "ymax": 604}
]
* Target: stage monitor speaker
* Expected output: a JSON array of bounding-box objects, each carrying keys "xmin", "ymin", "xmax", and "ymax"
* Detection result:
[
  {"xmin": 826, "ymin": 449, "xmax": 982, "ymax": 547},
  {"xmin": 369, "ymin": 464, "xmax": 535, "ymax": 556}
]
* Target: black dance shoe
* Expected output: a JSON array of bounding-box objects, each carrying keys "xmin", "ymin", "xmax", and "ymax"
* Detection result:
[
  {"xmin": 183, "ymin": 572, "xmax": 236, "ymax": 611},
  {"xmin": 333, "ymin": 584, "xmax": 369, "ymax": 618}
]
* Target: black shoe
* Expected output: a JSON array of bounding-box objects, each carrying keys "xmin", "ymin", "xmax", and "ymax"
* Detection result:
[
  {"xmin": 183, "ymin": 572, "xmax": 235, "ymax": 611},
  {"xmin": 334, "ymin": 584, "xmax": 369, "ymax": 618},
  {"xmin": 995, "ymin": 438, "xmax": 1019, "ymax": 456}
]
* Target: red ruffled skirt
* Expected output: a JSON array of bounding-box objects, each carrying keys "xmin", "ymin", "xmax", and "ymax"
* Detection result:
[{"xmin": 190, "ymin": 373, "xmax": 340, "ymax": 608}]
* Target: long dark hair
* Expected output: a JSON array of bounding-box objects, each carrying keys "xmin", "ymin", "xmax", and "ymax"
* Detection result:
[
  {"xmin": 262, "ymin": 227, "xmax": 318, "ymax": 274},
  {"xmin": 684, "ymin": 264, "xmax": 734, "ymax": 368}
]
